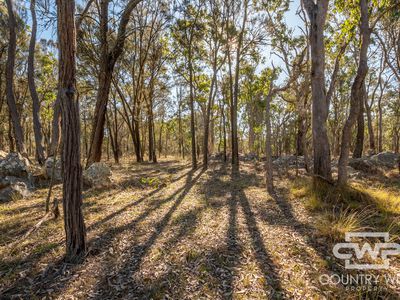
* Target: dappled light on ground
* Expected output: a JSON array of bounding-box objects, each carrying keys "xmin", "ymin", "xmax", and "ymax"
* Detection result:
[{"xmin": 1, "ymin": 159, "xmax": 399, "ymax": 299}]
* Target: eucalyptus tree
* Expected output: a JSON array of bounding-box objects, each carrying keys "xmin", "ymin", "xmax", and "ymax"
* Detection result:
[
  {"xmin": 28, "ymin": 0, "xmax": 45, "ymax": 164},
  {"xmin": 302, "ymin": 0, "xmax": 331, "ymax": 181},
  {"xmin": 87, "ymin": 0, "xmax": 142, "ymax": 166},
  {"xmin": 5, "ymin": 0, "xmax": 26, "ymax": 155},
  {"xmin": 338, "ymin": 0, "xmax": 391, "ymax": 185},
  {"xmin": 202, "ymin": 0, "xmax": 227, "ymax": 168},
  {"xmin": 225, "ymin": 0, "xmax": 250, "ymax": 168},
  {"xmin": 56, "ymin": 0, "xmax": 86, "ymax": 263},
  {"xmin": 172, "ymin": 0, "xmax": 206, "ymax": 169},
  {"xmin": 264, "ymin": 1, "xmax": 310, "ymax": 164},
  {"xmin": 112, "ymin": 0, "xmax": 170, "ymax": 163}
]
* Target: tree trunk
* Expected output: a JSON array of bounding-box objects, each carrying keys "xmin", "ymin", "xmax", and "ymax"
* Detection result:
[
  {"xmin": 28, "ymin": 0, "xmax": 45, "ymax": 164},
  {"xmin": 56, "ymin": 0, "xmax": 86, "ymax": 263},
  {"xmin": 303, "ymin": 0, "xmax": 331, "ymax": 181},
  {"xmin": 188, "ymin": 44, "xmax": 197, "ymax": 169},
  {"xmin": 88, "ymin": 68, "xmax": 112, "ymax": 165},
  {"xmin": 365, "ymin": 95, "xmax": 375, "ymax": 154},
  {"xmin": 353, "ymin": 82, "xmax": 366, "ymax": 158},
  {"xmin": 296, "ymin": 110, "xmax": 307, "ymax": 156},
  {"xmin": 148, "ymin": 108, "xmax": 156, "ymax": 162},
  {"xmin": 159, "ymin": 117, "xmax": 163, "ymax": 157},
  {"xmin": 338, "ymin": 0, "xmax": 370, "ymax": 185},
  {"xmin": 177, "ymin": 94, "xmax": 183, "ymax": 158},
  {"xmin": 203, "ymin": 68, "xmax": 217, "ymax": 168},
  {"xmin": 106, "ymin": 112, "xmax": 119, "ymax": 163},
  {"xmin": 265, "ymin": 94, "xmax": 274, "ymax": 193},
  {"xmin": 87, "ymin": 0, "xmax": 112, "ymax": 165},
  {"xmin": 87, "ymin": 0, "xmax": 142, "ymax": 166},
  {"xmin": 230, "ymin": 0, "xmax": 248, "ymax": 168},
  {"xmin": 8, "ymin": 112, "xmax": 15, "ymax": 152},
  {"xmin": 49, "ymin": 94, "xmax": 61, "ymax": 157},
  {"xmin": 5, "ymin": 0, "xmax": 26, "ymax": 155},
  {"xmin": 378, "ymin": 96, "xmax": 383, "ymax": 152}
]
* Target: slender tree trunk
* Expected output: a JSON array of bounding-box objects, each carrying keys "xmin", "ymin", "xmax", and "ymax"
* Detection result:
[
  {"xmin": 88, "ymin": 69, "xmax": 112, "ymax": 165},
  {"xmin": 87, "ymin": 0, "xmax": 142, "ymax": 166},
  {"xmin": 230, "ymin": 0, "xmax": 248, "ymax": 168},
  {"xmin": 8, "ymin": 112, "xmax": 15, "ymax": 152},
  {"xmin": 87, "ymin": 0, "xmax": 112, "ymax": 165},
  {"xmin": 188, "ymin": 44, "xmax": 197, "ymax": 169},
  {"xmin": 148, "ymin": 107, "xmax": 156, "ymax": 163},
  {"xmin": 338, "ymin": 0, "xmax": 370, "ymax": 185},
  {"xmin": 133, "ymin": 107, "xmax": 142, "ymax": 162},
  {"xmin": 5, "ymin": 0, "xmax": 26, "ymax": 155},
  {"xmin": 83, "ymin": 108, "xmax": 88, "ymax": 158},
  {"xmin": 222, "ymin": 101, "xmax": 227, "ymax": 162},
  {"xmin": 106, "ymin": 113, "xmax": 118, "ymax": 163},
  {"xmin": 112, "ymin": 97, "xmax": 120, "ymax": 163},
  {"xmin": 50, "ymin": 94, "xmax": 61, "ymax": 157},
  {"xmin": 177, "ymin": 95, "xmax": 183, "ymax": 158},
  {"xmin": 365, "ymin": 97, "xmax": 375, "ymax": 154},
  {"xmin": 159, "ymin": 117, "xmax": 163, "ymax": 157},
  {"xmin": 57, "ymin": 0, "xmax": 86, "ymax": 263},
  {"xmin": 28, "ymin": 0, "xmax": 45, "ymax": 164},
  {"xmin": 378, "ymin": 97, "xmax": 383, "ymax": 152},
  {"xmin": 303, "ymin": 0, "xmax": 331, "ymax": 181},
  {"xmin": 265, "ymin": 94, "xmax": 274, "ymax": 193},
  {"xmin": 353, "ymin": 82, "xmax": 366, "ymax": 158},
  {"xmin": 203, "ymin": 68, "xmax": 217, "ymax": 168},
  {"xmin": 296, "ymin": 111, "xmax": 307, "ymax": 156}
]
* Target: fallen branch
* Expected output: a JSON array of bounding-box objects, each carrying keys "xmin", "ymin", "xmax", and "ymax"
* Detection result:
[{"xmin": 7, "ymin": 198, "xmax": 59, "ymax": 248}]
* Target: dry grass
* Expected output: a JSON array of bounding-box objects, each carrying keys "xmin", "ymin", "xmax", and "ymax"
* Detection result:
[{"xmin": 0, "ymin": 158, "xmax": 399, "ymax": 299}]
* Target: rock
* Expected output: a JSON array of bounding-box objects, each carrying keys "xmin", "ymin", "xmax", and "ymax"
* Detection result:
[
  {"xmin": 0, "ymin": 176, "xmax": 30, "ymax": 203},
  {"xmin": 211, "ymin": 152, "xmax": 228, "ymax": 161},
  {"xmin": 0, "ymin": 152, "xmax": 30, "ymax": 178},
  {"xmin": 273, "ymin": 155, "xmax": 306, "ymax": 167},
  {"xmin": 42, "ymin": 157, "xmax": 62, "ymax": 182},
  {"xmin": 370, "ymin": 152, "xmax": 398, "ymax": 169},
  {"xmin": 348, "ymin": 158, "xmax": 380, "ymax": 174},
  {"xmin": 0, "ymin": 150, "xmax": 7, "ymax": 160},
  {"xmin": 347, "ymin": 166, "xmax": 361, "ymax": 179},
  {"xmin": 83, "ymin": 162, "xmax": 112, "ymax": 188},
  {"xmin": 243, "ymin": 153, "xmax": 259, "ymax": 161}
]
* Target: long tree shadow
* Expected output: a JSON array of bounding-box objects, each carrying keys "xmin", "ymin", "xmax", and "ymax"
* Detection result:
[
  {"xmin": 270, "ymin": 185, "xmax": 400, "ymax": 297},
  {"xmin": 233, "ymin": 170, "xmax": 285, "ymax": 299},
  {"xmin": 88, "ymin": 167, "xmax": 205, "ymax": 299},
  {"xmin": 87, "ymin": 168, "xmax": 193, "ymax": 231},
  {"xmin": 0, "ymin": 166, "xmax": 197, "ymax": 298},
  {"xmin": 197, "ymin": 163, "xmax": 284, "ymax": 299}
]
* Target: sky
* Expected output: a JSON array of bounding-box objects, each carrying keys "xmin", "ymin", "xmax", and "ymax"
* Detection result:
[
  {"xmin": 27, "ymin": 0, "xmax": 304, "ymax": 110},
  {"xmin": 32, "ymin": 0, "xmax": 304, "ymax": 49}
]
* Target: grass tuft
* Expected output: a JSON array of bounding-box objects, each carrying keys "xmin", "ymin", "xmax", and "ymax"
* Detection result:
[{"xmin": 316, "ymin": 207, "xmax": 372, "ymax": 241}]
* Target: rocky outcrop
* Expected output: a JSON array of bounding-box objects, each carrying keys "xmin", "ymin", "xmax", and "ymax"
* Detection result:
[
  {"xmin": 348, "ymin": 152, "xmax": 398, "ymax": 174},
  {"xmin": 0, "ymin": 176, "xmax": 30, "ymax": 203},
  {"xmin": 273, "ymin": 155, "xmax": 306, "ymax": 167},
  {"xmin": 0, "ymin": 152, "xmax": 30, "ymax": 177},
  {"xmin": 0, "ymin": 153, "xmax": 32, "ymax": 203},
  {"xmin": 42, "ymin": 157, "xmax": 62, "ymax": 182},
  {"xmin": 348, "ymin": 158, "xmax": 380, "ymax": 174},
  {"xmin": 370, "ymin": 152, "xmax": 398, "ymax": 169},
  {"xmin": 83, "ymin": 162, "xmax": 112, "ymax": 188}
]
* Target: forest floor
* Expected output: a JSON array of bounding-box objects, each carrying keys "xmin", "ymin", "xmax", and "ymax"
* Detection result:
[{"xmin": 0, "ymin": 157, "xmax": 399, "ymax": 299}]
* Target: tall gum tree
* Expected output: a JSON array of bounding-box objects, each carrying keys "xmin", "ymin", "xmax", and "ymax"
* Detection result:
[
  {"xmin": 302, "ymin": 0, "xmax": 332, "ymax": 182},
  {"xmin": 28, "ymin": 0, "xmax": 46, "ymax": 164},
  {"xmin": 337, "ymin": 0, "xmax": 391, "ymax": 184},
  {"xmin": 5, "ymin": 0, "xmax": 26, "ymax": 155},
  {"xmin": 57, "ymin": 0, "xmax": 86, "ymax": 262},
  {"xmin": 87, "ymin": 0, "xmax": 142, "ymax": 166}
]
